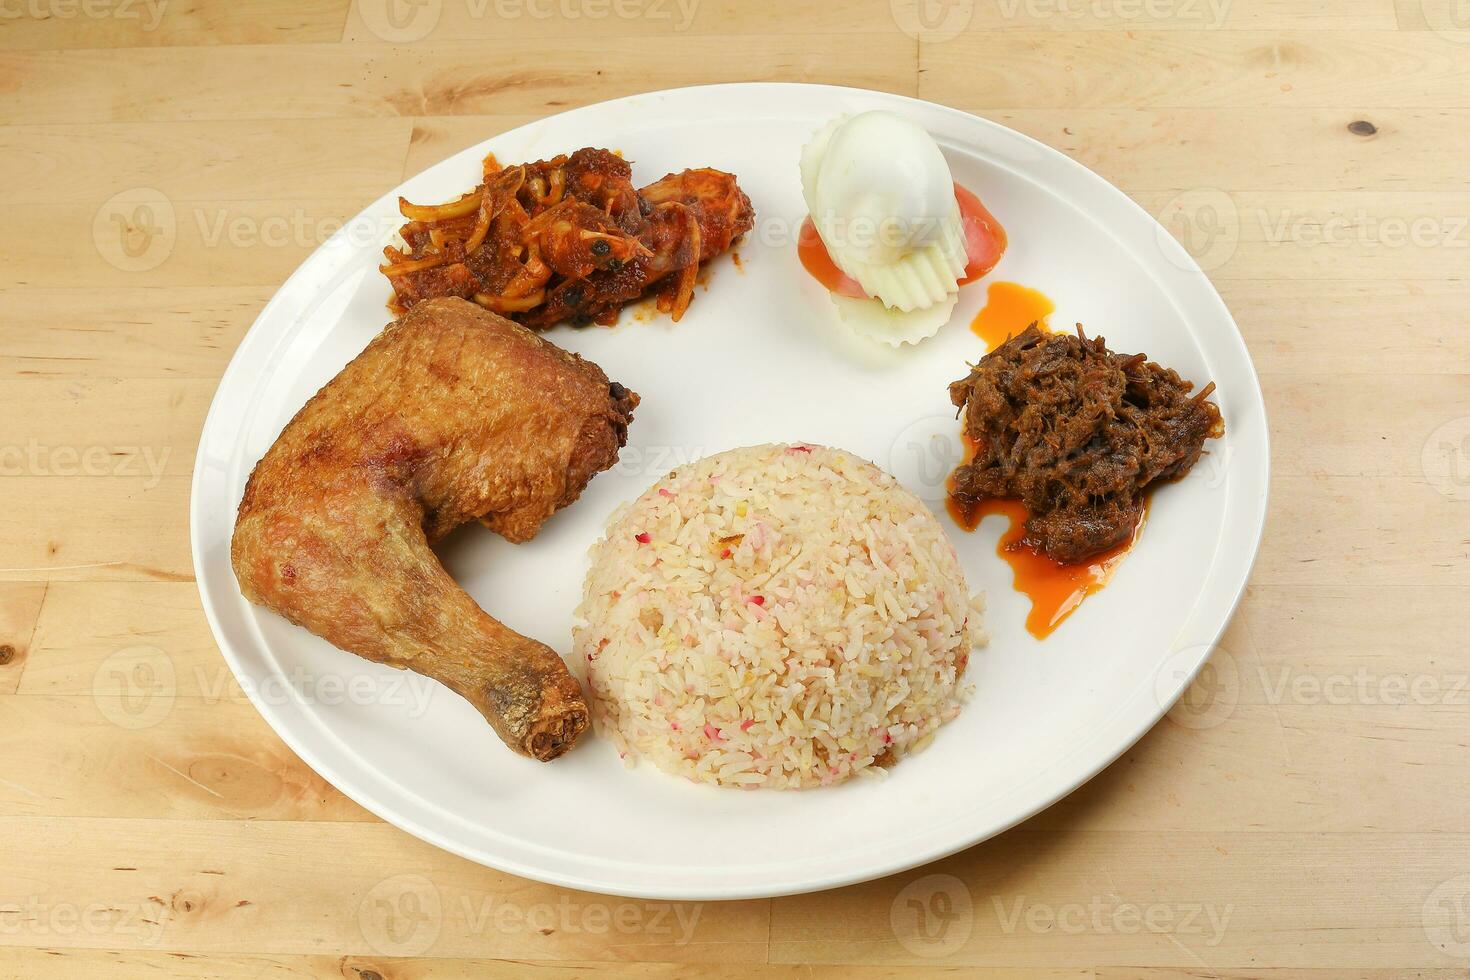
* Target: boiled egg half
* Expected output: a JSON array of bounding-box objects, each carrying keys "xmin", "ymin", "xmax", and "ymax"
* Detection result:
[{"xmin": 798, "ymin": 110, "xmax": 1007, "ymax": 346}]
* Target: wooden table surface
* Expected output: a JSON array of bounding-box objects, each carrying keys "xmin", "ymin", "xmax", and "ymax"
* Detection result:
[{"xmin": 3, "ymin": 1, "xmax": 1469, "ymax": 976}]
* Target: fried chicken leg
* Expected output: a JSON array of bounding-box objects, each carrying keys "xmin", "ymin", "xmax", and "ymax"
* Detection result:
[{"xmin": 231, "ymin": 297, "xmax": 638, "ymax": 760}]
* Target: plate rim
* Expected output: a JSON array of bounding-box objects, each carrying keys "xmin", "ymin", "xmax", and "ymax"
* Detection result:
[{"xmin": 190, "ymin": 80, "xmax": 1271, "ymax": 901}]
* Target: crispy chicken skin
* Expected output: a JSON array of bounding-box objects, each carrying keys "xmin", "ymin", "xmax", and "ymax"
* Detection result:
[{"xmin": 230, "ymin": 298, "xmax": 638, "ymax": 760}]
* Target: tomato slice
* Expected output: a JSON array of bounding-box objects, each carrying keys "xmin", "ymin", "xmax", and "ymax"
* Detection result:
[
  {"xmin": 797, "ymin": 216, "xmax": 866, "ymax": 297},
  {"xmin": 797, "ymin": 184, "xmax": 1007, "ymax": 298},
  {"xmin": 954, "ymin": 183, "xmax": 1008, "ymax": 285}
]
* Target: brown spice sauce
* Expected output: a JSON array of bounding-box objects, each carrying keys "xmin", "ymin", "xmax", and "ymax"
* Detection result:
[{"xmin": 951, "ymin": 285, "xmax": 1144, "ymax": 639}]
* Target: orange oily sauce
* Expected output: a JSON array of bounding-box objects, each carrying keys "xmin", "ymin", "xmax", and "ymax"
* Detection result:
[
  {"xmin": 947, "ymin": 495, "xmax": 1144, "ymax": 639},
  {"xmin": 970, "ymin": 281, "xmax": 1056, "ymax": 351},
  {"xmin": 947, "ymin": 407, "xmax": 1142, "ymax": 639}
]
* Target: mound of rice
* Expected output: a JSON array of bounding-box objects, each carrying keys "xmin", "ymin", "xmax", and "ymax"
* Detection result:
[{"xmin": 573, "ymin": 443, "xmax": 985, "ymax": 789}]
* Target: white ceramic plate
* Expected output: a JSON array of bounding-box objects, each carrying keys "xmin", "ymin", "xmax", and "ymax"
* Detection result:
[{"xmin": 192, "ymin": 83, "xmax": 1269, "ymax": 900}]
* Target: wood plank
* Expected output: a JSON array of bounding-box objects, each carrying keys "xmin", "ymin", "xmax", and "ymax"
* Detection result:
[
  {"xmin": 1262, "ymin": 374, "xmax": 1470, "ymax": 478},
  {"xmin": 920, "ymin": 31, "xmax": 1470, "ymax": 109},
  {"xmin": 905, "ymin": 0, "xmax": 1398, "ymax": 32},
  {"xmin": 1134, "ymin": 189, "xmax": 1470, "ymax": 280},
  {"xmin": 0, "ymin": 477, "xmax": 193, "ymax": 583},
  {"xmin": 0, "ymin": 949, "xmax": 1067, "ymax": 979},
  {"xmin": 338, "ymin": 0, "xmax": 1395, "ymax": 42},
  {"xmin": 981, "ymin": 108, "xmax": 1470, "ymax": 192},
  {"xmin": 0, "ymin": 696, "xmax": 370, "ymax": 821},
  {"xmin": 1252, "ymin": 476, "xmax": 1468, "ymax": 587},
  {"xmin": 1395, "ymin": 0, "xmax": 1470, "ymax": 36},
  {"xmin": 0, "ymin": 0, "xmax": 350, "ymax": 50},
  {"xmin": 0, "ymin": 118, "xmax": 413, "ymax": 204},
  {"xmin": 1232, "ymin": 585, "xmax": 1470, "ymax": 702},
  {"xmin": 3, "ymin": 197, "xmax": 375, "ymax": 288},
  {"xmin": 769, "ymin": 831, "xmax": 1470, "ymax": 968},
  {"xmin": 1102, "ymin": 973, "xmax": 1470, "ymax": 980},
  {"xmin": 0, "ymin": 378, "xmax": 213, "ymax": 468},
  {"xmin": 1220, "ymin": 279, "xmax": 1470, "ymax": 376},
  {"xmin": 342, "ymin": 0, "xmax": 906, "ymax": 41},
  {"xmin": 21, "ymin": 582, "xmax": 233, "ymax": 696},
  {"xmin": 401, "ymin": 113, "xmax": 552, "ymax": 174},
  {"xmin": 0, "ymin": 37, "xmax": 918, "ymax": 124},
  {"xmin": 0, "ymin": 583, "xmax": 47, "ymax": 694},
  {"xmin": 0, "ymin": 286, "xmax": 269, "ymax": 380},
  {"xmin": 1031, "ymin": 698, "xmax": 1470, "ymax": 835},
  {"xmin": 0, "ymin": 816, "xmax": 768, "ymax": 959}
]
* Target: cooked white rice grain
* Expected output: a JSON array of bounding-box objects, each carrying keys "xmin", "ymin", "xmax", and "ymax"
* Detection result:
[{"xmin": 573, "ymin": 443, "xmax": 986, "ymax": 789}]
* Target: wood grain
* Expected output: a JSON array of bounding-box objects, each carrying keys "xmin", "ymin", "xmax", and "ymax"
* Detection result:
[
  {"xmin": 0, "ymin": 0, "xmax": 351, "ymax": 51},
  {"xmin": 2, "ymin": 2, "xmax": 1466, "ymax": 977},
  {"xmin": 920, "ymin": 30, "xmax": 1470, "ymax": 109},
  {"xmin": 0, "ymin": 37, "xmax": 917, "ymax": 124},
  {"xmin": 0, "ymin": 583, "xmax": 48, "ymax": 694}
]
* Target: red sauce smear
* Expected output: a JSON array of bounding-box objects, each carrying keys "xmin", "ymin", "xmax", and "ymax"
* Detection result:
[
  {"xmin": 946, "ymin": 435, "xmax": 1144, "ymax": 639},
  {"xmin": 970, "ymin": 281, "xmax": 1056, "ymax": 351},
  {"xmin": 797, "ymin": 183, "xmax": 1007, "ymax": 298}
]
